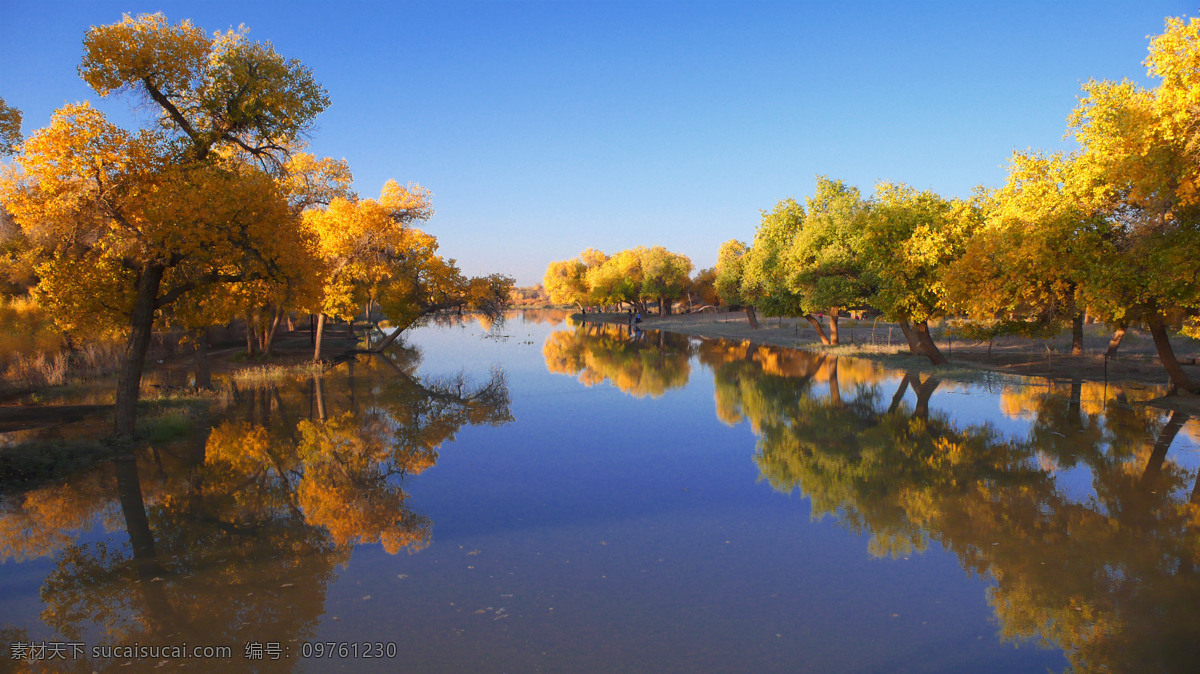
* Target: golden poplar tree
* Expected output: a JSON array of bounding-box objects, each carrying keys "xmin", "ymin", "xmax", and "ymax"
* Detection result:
[{"xmin": 1, "ymin": 14, "xmax": 330, "ymax": 437}]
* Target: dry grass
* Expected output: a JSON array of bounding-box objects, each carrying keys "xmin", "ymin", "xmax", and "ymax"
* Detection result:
[
  {"xmin": 3, "ymin": 351, "xmax": 69, "ymax": 388},
  {"xmin": 0, "ymin": 296, "xmax": 63, "ymax": 388},
  {"xmin": 71, "ymin": 341, "xmax": 124, "ymax": 377},
  {"xmin": 0, "ymin": 296, "xmax": 127, "ymax": 394},
  {"xmin": 227, "ymin": 362, "xmax": 322, "ymax": 389}
]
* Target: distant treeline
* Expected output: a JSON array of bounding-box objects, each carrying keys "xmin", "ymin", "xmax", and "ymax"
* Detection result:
[
  {"xmin": 544, "ymin": 246, "xmax": 717, "ymax": 316},
  {"xmin": 543, "ymin": 16, "xmax": 1199, "ymax": 392}
]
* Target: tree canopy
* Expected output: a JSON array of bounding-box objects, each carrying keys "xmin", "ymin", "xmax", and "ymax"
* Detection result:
[
  {"xmin": 0, "ymin": 12, "xmax": 514, "ymax": 439},
  {"xmin": 710, "ymin": 15, "xmax": 1198, "ymax": 383},
  {"xmin": 544, "ymin": 245, "xmax": 693, "ymax": 316}
]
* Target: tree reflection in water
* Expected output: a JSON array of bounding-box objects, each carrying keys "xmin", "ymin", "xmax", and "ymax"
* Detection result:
[
  {"xmin": 543, "ymin": 322, "xmax": 693, "ymax": 398},
  {"xmin": 546, "ymin": 330, "xmax": 1199, "ymax": 673},
  {"xmin": 703, "ymin": 341, "xmax": 1199, "ymax": 674},
  {"xmin": 0, "ymin": 344, "xmax": 511, "ymax": 671}
]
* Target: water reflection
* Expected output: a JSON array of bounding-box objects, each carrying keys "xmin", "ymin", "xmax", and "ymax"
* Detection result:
[
  {"xmin": 513, "ymin": 308, "xmax": 571, "ymax": 326},
  {"xmin": 3, "ymin": 317, "xmax": 1197, "ymax": 672},
  {"xmin": 1, "ymin": 346, "xmax": 511, "ymax": 670},
  {"xmin": 543, "ymin": 322, "xmax": 693, "ymax": 398},
  {"xmin": 545, "ymin": 329, "xmax": 1200, "ymax": 672}
]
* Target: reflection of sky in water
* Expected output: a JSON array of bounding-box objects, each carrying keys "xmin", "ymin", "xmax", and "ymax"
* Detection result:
[
  {"xmin": 398, "ymin": 318, "xmax": 1080, "ymax": 671},
  {"xmin": 3, "ymin": 311, "xmax": 1197, "ymax": 672},
  {"xmin": 924, "ymin": 385, "xmax": 1032, "ymax": 440},
  {"xmin": 368, "ymin": 323, "xmax": 1067, "ymax": 671},
  {"xmin": 912, "ymin": 376, "xmax": 1200, "ymax": 507}
]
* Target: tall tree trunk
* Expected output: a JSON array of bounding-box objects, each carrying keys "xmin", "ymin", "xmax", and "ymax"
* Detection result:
[
  {"xmin": 745, "ymin": 306, "xmax": 760, "ymax": 329},
  {"xmin": 1142, "ymin": 410, "xmax": 1189, "ymax": 485},
  {"xmin": 192, "ymin": 328, "xmax": 211, "ymax": 390},
  {"xmin": 313, "ymin": 312, "xmax": 327, "ymax": 361},
  {"xmin": 804, "ymin": 314, "xmax": 832, "ymax": 345},
  {"xmin": 245, "ymin": 314, "xmax": 256, "ymax": 356},
  {"xmin": 257, "ymin": 310, "xmax": 268, "ymax": 351},
  {"xmin": 373, "ymin": 324, "xmax": 406, "ymax": 352},
  {"xmin": 1071, "ymin": 313, "xmax": 1085, "ymax": 355},
  {"xmin": 828, "ymin": 307, "xmax": 840, "ymax": 345},
  {"xmin": 114, "ymin": 264, "xmax": 165, "ymax": 439},
  {"xmin": 1105, "ymin": 323, "xmax": 1127, "ymax": 358},
  {"xmin": 262, "ymin": 308, "xmax": 282, "ymax": 356},
  {"xmin": 1145, "ymin": 311, "xmax": 1199, "ymax": 393},
  {"xmin": 913, "ymin": 321, "xmax": 947, "ymax": 365},
  {"xmin": 897, "ymin": 318, "xmax": 922, "ymax": 355}
]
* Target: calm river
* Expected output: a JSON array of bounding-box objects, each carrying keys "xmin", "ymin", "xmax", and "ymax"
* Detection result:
[{"xmin": 2, "ymin": 310, "xmax": 1198, "ymax": 672}]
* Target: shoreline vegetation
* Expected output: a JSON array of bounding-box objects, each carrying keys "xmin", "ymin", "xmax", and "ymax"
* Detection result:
[
  {"xmin": 573, "ymin": 309, "xmax": 1200, "ymax": 409},
  {"xmin": 0, "ymin": 317, "xmax": 365, "ymax": 490},
  {"xmin": 0, "ymin": 14, "xmax": 513, "ymax": 442},
  {"xmin": 2, "ymin": 305, "xmax": 1195, "ymax": 489},
  {"xmin": 544, "ymin": 17, "xmax": 1200, "ymax": 397}
]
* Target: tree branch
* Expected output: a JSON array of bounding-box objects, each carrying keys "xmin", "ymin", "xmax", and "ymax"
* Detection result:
[{"xmin": 141, "ymin": 77, "xmax": 205, "ymax": 158}]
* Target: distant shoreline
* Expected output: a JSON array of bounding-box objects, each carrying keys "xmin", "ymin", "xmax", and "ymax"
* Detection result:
[{"xmin": 571, "ymin": 310, "xmax": 1200, "ymax": 403}]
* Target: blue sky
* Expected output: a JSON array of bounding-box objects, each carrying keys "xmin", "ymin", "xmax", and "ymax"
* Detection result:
[{"xmin": 0, "ymin": 0, "xmax": 1191, "ymax": 285}]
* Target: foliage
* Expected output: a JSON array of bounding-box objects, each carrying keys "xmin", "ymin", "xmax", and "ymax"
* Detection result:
[
  {"xmin": 1065, "ymin": 17, "xmax": 1200, "ymax": 322},
  {"xmin": 545, "ymin": 245, "xmax": 693, "ymax": 313},
  {"xmin": 741, "ymin": 198, "xmax": 807, "ymax": 317},
  {"xmin": 861, "ymin": 182, "xmax": 982, "ymax": 323},
  {"xmin": 544, "ymin": 258, "xmax": 589, "ymax": 307},
  {"xmin": 4, "ymin": 103, "xmax": 307, "ymax": 333},
  {"xmin": 713, "ymin": 239, "xmax": 749, "ymax": 307},
  {"xmin": 785, "ymin": 176, "xmax": 872, "ymax": 313},
  {"xmin": 0, "ymin": 98, "xmax": 22, "ymax": 155},
  {"xmin": 2, "ymin": 13, "xmax": 333, "ymax": 436},
  {"xmin": 1064, "ymin": 15, "xmax": 1200, "ymax": 388},
  {"xmin": 688, "ymin": 267, "xmax": 720, "ymax": 307},
  {"xmin": 587, "ymin": 247, "xmax": 645, "ymax": 308},
  {"xmin": 303, "ymin": 181, "xmax": 438, "ymax": 323},
  {"xmin": 0, "ymin": 295, "xmax": 62, "ymax": 362},
  {"xmin": 943, "ymin": 152, "xmax": 1098, "ymax": 333},
  {"xmin": 510, "ymin": 284, "xmax": 551, "ymax": 307},
  {"xmin": 80, "ymin": 13, "xmax": 328, "ymax": 168}
]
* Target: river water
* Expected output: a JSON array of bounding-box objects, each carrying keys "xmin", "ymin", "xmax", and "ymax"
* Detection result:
[{"xmin": 2, "ymin": 310, "xmax": 1198, "ymax": 672}]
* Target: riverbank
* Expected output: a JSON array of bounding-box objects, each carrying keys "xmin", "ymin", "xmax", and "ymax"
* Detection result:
[{"xmin": 575, "ymin": 310, "xmax": 1200, "ymax": 401}]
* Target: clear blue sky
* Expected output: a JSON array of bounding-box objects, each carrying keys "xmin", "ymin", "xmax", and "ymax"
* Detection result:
[{"xmin": 0, "ymin": 0, "xmax": 1191, "ymax": 285}]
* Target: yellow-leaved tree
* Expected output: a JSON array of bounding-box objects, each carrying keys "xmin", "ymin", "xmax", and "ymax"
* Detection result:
[
  {"xmin": 0, "ymin": 98, "xmax": 21, "ymax": 156},
  {"xmin": 943, "ymin": 152, "xmax": 1104, "ymax": 354},
  {"xmin": 1067, "ymin": 15, "xmax": 1200, "ymax": 392},
  {"xmin": 861, "ymin": 182, "xmax": 983, "ymax": 364},
  {"xmin": 0, "ymin": 13, "xmax": 330, "ymax": 438},
  {"xmin": 303, "ymin": 180, "xmax": 512, "ymax": 359}
]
